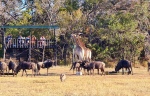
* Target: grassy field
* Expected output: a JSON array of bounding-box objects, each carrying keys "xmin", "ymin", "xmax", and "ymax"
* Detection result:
[{"xmin": 0, "ymin": 66, "xmax": 150, "ymax": 96}]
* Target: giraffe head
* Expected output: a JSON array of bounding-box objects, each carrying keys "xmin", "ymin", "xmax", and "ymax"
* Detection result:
[
  {"xmin": 71, "ymin": 34, "xmax": 77, "ymax": 43},
  {"xmin": 71, "ymin": 33, "xmax": 76, "ymax": 37},
  {"xmin": 71, "ymin": 33, "xmax": 85, "ymax": 47}
]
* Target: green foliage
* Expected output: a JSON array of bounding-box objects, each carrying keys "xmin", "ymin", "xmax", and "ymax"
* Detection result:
[
  {"xmin": 82, "ymin": 0, "xmax": 101, "ymax": 11},
  {"xmin": 1, "ymin": 0, "xmax": 150, "ymax": 65},
  {"xmin": 20, "ymin": 10, "xmax": 32, "ymax": 25},
  {"xmin": 90, "ymin": 3, "xmax": 147, "ymax": 61},
  {"xmin": 64, "ymin": 0, "xmax": 80, "ymax": 13},
  {"xmin": 109, "ymin": 12, "xmax": 138, "ymax": 32}
]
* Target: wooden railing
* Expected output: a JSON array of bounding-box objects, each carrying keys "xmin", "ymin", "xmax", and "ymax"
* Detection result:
[{"xmin": 5, "ymin": 38, "xmax": 55, "ymax": 49}]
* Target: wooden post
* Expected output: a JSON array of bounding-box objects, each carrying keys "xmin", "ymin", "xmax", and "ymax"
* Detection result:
[
  {"xmin": 2, "ymin": 28, "xmax": 6, "ymax": 61},
  {"xmin": 28, "ymin": 31, "xmax": 31, "ymax": 62},
  {"xmin": 42, "ymin": 44, "xmax": 45, "ymax": 62},
  {"xmin": 72, "ymin": 45, "xmax": 74, "ymax": 63},
  {"xmin": 54, "ymin": 29, "xmax": 57, "ymax": 66}
]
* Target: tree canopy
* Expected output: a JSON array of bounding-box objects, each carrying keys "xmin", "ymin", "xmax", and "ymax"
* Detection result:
[{"xmin": 0, "ymin": 0, "xmax": 150, "ymax": 66}]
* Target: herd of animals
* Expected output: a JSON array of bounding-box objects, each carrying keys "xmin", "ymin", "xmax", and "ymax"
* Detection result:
[
  {"xmin": 0, "ymin": 58, "xmax": 54, "ymax": 77},
  {"xmin": 0, "ymin": 58, "xmax": 150, "ymax": 82},
  {"xmin": 0, "ymin": 33, "xmax": 137, "ymax": 82},
  {"xmin": 70, "ymin": 59, "xmax": 134, "ymax": 76}
]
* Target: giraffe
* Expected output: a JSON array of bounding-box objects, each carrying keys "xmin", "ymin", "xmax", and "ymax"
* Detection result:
[
  {"xmin": 71, "ymin": 34, "xmax": 84, "ymax": 62},
  {"xmin": 76, "ymin": 35, "xmax": 92, "ymax": 62}
]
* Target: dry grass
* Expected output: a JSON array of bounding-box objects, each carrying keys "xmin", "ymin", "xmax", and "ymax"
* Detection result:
[{"xmin": 0, "ymin": 66, "xmax": 150, "ymax": 96}]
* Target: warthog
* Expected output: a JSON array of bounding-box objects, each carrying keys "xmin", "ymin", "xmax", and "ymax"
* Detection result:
[
  {"xmin": 148, "ymin": 62, "xmax": 150, "ymax": 72},
  {"xmin": 42, "ymin": 59, "xmax": 55, "ymax": 75},
  {"xmin": 0, "ymin": 61, "xmax": 8, "ymax": 76},
  {"xmin": 60, "ymin": 73, "xmax": 66, "ymax": 82},
  {"xmin": 115, "ymin": 59, "xmax": 133, "ymax": 75},
  {"xmin": 16, "ymin": 61, "xmax": 37, "ymax": 76},
  {"xmin": 8, "ymin": 60, "xmax": 17, "ymax": 76},
  {"xmin": 70, "ymin": 61, "xmax": 81, "ymax": 74},
  {"xmin": 84, "ymin": 61, "xmax": 105, "ymax": 76}
]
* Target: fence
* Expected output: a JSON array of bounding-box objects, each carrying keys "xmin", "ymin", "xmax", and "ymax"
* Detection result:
[{"xmin": 5, "ymin": 38, "xmax": 55, "ymax": 49}]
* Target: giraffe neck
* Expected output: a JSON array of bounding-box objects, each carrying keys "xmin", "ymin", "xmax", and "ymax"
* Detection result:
[
  {"xmin": 76, "ymin": 35, "xmax": 86, "ymax": 49},
  {"xmin": 72, "ymin": 35, "xmax": 80, "ymax": 47},
  {"xmin": 71, "ymin": 34, "xmax": 86, "ymax": 49}
]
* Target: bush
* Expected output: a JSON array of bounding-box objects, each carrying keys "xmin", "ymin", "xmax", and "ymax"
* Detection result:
[
  {"xmin": 0, "ymin": 50, "xmax": 3, "ymax": 57},
  {"xmin": 141, "ymin": 60, "xmax": 148, "ymax": 67},
  {"xmin": 57, "ymin": 59, "xmax": 72, "ymax": 66},
  {"xmin": 106, "ymin": 61, "xmax": 116, "ymax": 68}
]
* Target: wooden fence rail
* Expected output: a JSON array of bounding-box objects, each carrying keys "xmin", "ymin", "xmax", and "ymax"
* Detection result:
[{"xmin": 6, "ymin": 38, "xmax": 55, "ymax": 49}]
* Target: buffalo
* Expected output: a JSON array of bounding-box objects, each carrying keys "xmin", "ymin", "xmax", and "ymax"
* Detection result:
[
  {"xmin": 115, "ymin": 59, "xmax": 133, "ymax": 75},
  {"xmin": 8, "ymin": 60, "xmax": 17, "ymax": 76},
  {"xmin": 16, "ymin": 61, "xmax": 37, "ymax": 77},
  {"xmin": 0, "ymin": 61, "xmax": 8, "ymax": 76}
]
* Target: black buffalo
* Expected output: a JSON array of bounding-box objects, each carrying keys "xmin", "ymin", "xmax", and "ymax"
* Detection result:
[
  {"xmin": 115, "ymin": 59, "xmax": 133, "ymax": 75},
  {"xmin": 8, "ymin": 60, "xmax": 17, "ymax": 76}
]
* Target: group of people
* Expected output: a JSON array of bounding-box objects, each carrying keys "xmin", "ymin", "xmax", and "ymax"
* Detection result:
[{"xmin": 5, "ymin": 34, "xmax": 46, "ymax": 47}]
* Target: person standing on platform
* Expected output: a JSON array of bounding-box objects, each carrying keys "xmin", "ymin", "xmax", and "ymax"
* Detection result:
[{"xmin": 39, "ymin": 36, "xmax": 46, "ymax": 47}]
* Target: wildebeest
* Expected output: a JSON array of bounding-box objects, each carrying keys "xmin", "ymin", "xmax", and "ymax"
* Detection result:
[
  {"xmin": 37, "ymin": 62, "xmax": 43, "ymax": 75},
  {"xmin": 0, "ymin": 61, "xmax": 8, "ymax": 76},
  {"xmin": 60, "ymin": 73, "xmax": 66, "ymax": 82},
  {"xmin": 42, "ymin": 59, "xmax": 55, "ymax": 75},
  {"xmin": 16, "ymin": 61, "xmax": 37, "ymax": 77},
  {"xmin": 8, "ymin": 60, "xmax": 17, "ymax": 77},
  {"xmin": 70, "ymin": 61, "xmax": 81, "ymax": 74},
  {"xmin": 84, "ymin": 61, "xmax": 106, "ymax": 76},
  {"xmin": 80, "ymin": 60, "xmax": 91, "ymax": 75},
  {"xmin": 148, "ymin": 61, "xmax": 150, "ymax": 72},
  {"xmin": 115, "ymin": 59, "xmax": 133, "ymax": 75}
]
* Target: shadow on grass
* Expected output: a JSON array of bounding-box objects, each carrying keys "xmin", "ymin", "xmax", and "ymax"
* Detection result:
[
  {"xmin": 36, "ymin": 72, "xmax": 76, "ymax": 76},
  {"xmin": 16, "ymin": 72, "xmax": 75, "ymax": 77}
]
